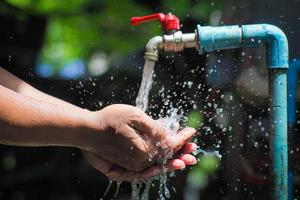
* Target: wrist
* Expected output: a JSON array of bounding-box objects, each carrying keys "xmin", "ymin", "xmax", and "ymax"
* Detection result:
[{"xmin": 74, "ymin": 109, "xmax": 105, "ymax": 150}]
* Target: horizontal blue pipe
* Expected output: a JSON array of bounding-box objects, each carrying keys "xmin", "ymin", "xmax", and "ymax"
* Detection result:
[
  {"xmin": 197, "ymin": 24, "xmax": 288, "ymax": 199},
  {"xmin": 197, "ymin": 24, "xmax": 288, "ymax": 69},
  {"xmin": 198, "ymin": 25, "xmax": 241, "ymax": 53}
]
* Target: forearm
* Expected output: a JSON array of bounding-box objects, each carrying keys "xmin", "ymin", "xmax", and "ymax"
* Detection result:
[
  {"xmin": 0, "ymin": 67, "xmax": 81, "ymax": 111},
  {"xmin": 0, "ymin": 84, "xmax": 96, "ymax": 148}
]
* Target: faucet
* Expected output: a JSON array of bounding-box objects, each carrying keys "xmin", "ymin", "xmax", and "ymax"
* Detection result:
[
  {"xmin": 131, "ymin": 13, "xmax": 198, "ymax": 61},
  {"xmin": 131, "ymin": 13, "xmax": 289, "ymax": 200}
]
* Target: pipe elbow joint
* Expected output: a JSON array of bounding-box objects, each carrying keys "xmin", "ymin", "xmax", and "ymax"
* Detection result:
[
  {"xmin": 242, "ymin": 24, "xmax": 289, "ymax": 69},
  {"xmin": 144, "ymin": 36, "xmax": 163, "ymax": 61}
]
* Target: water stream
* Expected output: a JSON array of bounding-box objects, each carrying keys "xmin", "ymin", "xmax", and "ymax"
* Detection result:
[
  {"xmin": 135, "ymin": 59, "xmax": 155, "ymax": 112},
  {"xmin": 131, "ymin": 59, "xmax": 182, "ymax": 200}
]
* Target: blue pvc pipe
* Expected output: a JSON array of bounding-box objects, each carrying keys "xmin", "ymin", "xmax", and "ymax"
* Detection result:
[
  {"xmin": 269, "ymin": 69, "xmax": 288, "ymax": 200},
  {"xmin": 197, "ymin": 24, "xmax": 289, "ymax": 199},
  {"xmin": 198, "ymin": 25, "xmax": 241, "ymax": 53},
  {"xmin": 288, "ymin": 59, "xmax": 300, "ymax": 125},
  {"xmin": 287, "ymin": 59, "xmax": 300, "ymax": 200},
  {"xmin": 242, "ymin": 25, "xmax": 289, "ymax": 69}
]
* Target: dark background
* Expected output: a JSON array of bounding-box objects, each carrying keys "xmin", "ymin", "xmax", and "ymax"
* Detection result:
[{"xmin": 0, "ymin": 0, "xmax": 300, "ymax": 199}]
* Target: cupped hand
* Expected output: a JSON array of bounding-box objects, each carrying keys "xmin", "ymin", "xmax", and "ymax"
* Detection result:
[
  {"xmin": 83, "ymin": 140, "xmax": 198, "ymax": 182},
  {"xmin": 80, "ymin": 104, "xmax": 196, "ymax": 172}
]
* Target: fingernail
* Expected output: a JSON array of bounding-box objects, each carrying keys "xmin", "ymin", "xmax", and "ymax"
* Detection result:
[
  {"xmin": 179, "ymin": 165, "xmax": 185, "ymax": 169},
  {"xmin": 186, "ymin": 156, "xmax": 197, "ymax": 165},
  {"xmin": 191, "ymin": 143, "xmax": 198, "ymax": 150},
  {"xmin": 191, "ymin": 159, "xmax": 197, "ymax": 165}
]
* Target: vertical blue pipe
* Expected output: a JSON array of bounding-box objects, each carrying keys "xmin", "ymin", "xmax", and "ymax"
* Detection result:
[
  {"xmin": 287, "ymin": 59, "xmax": 300, "ymax": 199},
  {"xmin": 243, "ymin": 24, "xmax": 289, "ymax": 200},
  {"xmin": 288, "ymin": 59, "xmax": 300, "ymax": 125},
  {"xmin": 197, "ymin": 24, "xmax": 289, "ymax": 199},
  {"xmin": 269, "ymin": 69, "xmax": 288, "ymax": 199}
]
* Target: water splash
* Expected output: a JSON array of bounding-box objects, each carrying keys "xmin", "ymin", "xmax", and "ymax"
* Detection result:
[
  {"xmin": 158, "ymin": 173, "xmax": 170, "ymax": 200},
  {"xmin": 131, "ymin": 180, "xmax": 143, "ymax": 200},
  {"xmin": 114, "ymin": 181, "xmax": 122, "ymax": 198},
  {"xmin": 141, "ymin": 179, "xmax": 153, "ymax": 200},
  {"xmin": 131, "ymin": 58, "xmax": 222, "ymax": 199},
  {"xmin": 193, "ymin": 148, "xmax": 222, "ymax": 159},
  {"xmin": 100, "ymin": 180, "xmax": 112, "ymax": 200}
]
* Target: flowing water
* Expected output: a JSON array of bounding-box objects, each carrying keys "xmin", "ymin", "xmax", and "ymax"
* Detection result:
[
  {"xmin": 135, "ymin": 59, "xmax": 155, "ymax": 112},
  {"xmin": 100, "ymin": 180, "xmax": 112, "ymax": 200},
  {"xmin": 129, "ymin": 59, "xmax": 175, "ymax": 200}
]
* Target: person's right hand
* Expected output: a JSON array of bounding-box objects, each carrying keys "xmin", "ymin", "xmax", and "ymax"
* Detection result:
[{"xmin": 79, "ymin": 104, "xmax": 196, "ymax": 172}]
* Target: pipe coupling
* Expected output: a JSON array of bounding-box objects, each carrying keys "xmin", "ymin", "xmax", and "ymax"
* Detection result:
[{"xmin": 160, "ymin": 31, "xmax": 198, "ymax": 52}]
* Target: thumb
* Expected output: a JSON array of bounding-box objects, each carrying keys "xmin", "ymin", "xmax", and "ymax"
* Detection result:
[
  {"xmin": 131, "ymin": 114, "xmax": 167, "ymax": 141},
  {"xmin": 165, "ymin": 127, "xmax": 196, "ymax": 152}
]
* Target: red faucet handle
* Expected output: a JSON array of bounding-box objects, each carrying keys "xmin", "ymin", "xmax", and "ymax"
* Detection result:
[{"xmin": 130, "ymin": 13, "xmax": 180, "ymax": 33}]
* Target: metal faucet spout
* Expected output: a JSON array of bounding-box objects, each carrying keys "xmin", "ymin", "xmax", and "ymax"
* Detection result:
[{"xmin": 144, "ymin": 36, "xmax": 163, "ymax": 61}]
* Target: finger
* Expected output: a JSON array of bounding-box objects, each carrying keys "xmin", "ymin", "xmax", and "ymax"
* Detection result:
[
  {"xmin": 177, "ymin": 154, "xmax": 197, "ymax": 165},
  {"xmin": 167, "ymin": 159, "xmax": 186, "ymax": 170},
  {"xmin": 129, "ymin": 157, "xmax": 191, "ymax": 181},
  {"xmin": 176, "ymin": 128, "xmax": 197, "ymax": 143},
  {"xmin": 130, "ymin": 114, "xmax": 166, "ymax": 141},
  {"xmin": 182, "ymin": 142, "xmax": 198, "ymax": 154},
  {"xmin": 167, "ymin": 127, "xmax": 196, "ymax": 152}
]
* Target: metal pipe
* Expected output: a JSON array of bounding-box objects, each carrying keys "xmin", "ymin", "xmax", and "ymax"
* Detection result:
[
  {"xmin": 160, "ymin": 31, "xmax": 198, "ymax": 52},
  {"xmin": 197, "ymin": 24, "xmax": 289, "ymax": 199},
  {"xmin": 144, "ymin": 31, "xmax": 198, "ymax": 61}
]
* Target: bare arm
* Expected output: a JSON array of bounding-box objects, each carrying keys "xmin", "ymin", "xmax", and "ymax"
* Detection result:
[
  {"xmin": 0, "ymin": 84, "xmax": 94, "ymax": 147},
  {"xmin": 0, "ymin": 67, "xmax": 80, "ymax": 111}
]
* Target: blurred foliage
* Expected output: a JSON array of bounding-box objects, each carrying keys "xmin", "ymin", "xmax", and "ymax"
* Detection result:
[
  {"xmin": 163, "ymin": 0, "xmax": 191, "ymax": 17},
  {"xmin": 3, "ymin": 0, "xmax": 162, "ymax": 71},
  {"xmin": 3, "ymin": 0, "xmax": 220, "ymax": 72},
  {"xmin": 187, "ymin": 110, "xmax": 203, "ymax": 129},
  {"xmin": 5, "ymin": 0, "xmax": 88, "ymax": 14},
  {"xmin": 187, "ymin": 155, "xmax": 220, "ymax": 188}
]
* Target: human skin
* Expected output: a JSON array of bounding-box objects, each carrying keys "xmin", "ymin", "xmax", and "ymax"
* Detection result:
[{"xmin": 0, "ymin": 67, "xmax": 197, "ymax": 181}]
